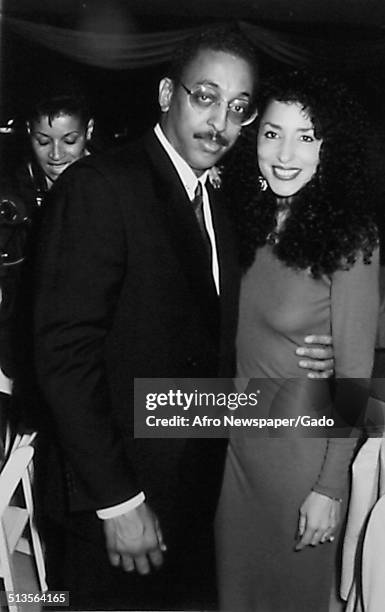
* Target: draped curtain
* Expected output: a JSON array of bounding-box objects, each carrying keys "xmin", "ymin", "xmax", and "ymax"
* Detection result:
[{"xmin": 3, "ymin": 14, "xmax": 383, "ymax": 71}]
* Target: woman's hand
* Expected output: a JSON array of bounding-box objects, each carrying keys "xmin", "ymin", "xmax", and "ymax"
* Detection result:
[{"xmin": 295, "ymin": 491, "xmax": 341, "ymax": 551}]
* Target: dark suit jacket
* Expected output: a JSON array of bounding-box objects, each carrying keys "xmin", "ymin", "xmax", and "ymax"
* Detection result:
[{"xmin": 33, "ymin": 130, "xmax": 240, "ymax": 544}]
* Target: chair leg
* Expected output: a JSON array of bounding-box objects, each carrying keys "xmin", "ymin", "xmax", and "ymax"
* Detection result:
[
  {"xmin": 0, "ymin": 523, "xmax": 21, "ymax": 612},
  {"xmin": 21, "ymin": 472, "xmax": 47, "ymax": 591}
]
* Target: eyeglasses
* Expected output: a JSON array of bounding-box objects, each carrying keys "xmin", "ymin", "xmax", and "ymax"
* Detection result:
[{"xmin": 179, "ymin": 82, "xmax": 257, "ymax": 127}]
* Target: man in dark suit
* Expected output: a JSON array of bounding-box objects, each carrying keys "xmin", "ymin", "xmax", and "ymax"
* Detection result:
[{"xmin": 33, "ymin": 25, "xmax": 333, "ymax": 611}]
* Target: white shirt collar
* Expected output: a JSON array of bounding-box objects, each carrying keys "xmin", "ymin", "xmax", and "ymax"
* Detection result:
[{"xmin": 154, "ymin": 123, "xmax": 209, "ymax": 200}]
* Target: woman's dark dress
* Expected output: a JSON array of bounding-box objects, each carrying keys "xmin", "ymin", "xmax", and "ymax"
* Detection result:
[{"xmin": 215, "ymin": 245, "xmax": 379, "ymax": 612}]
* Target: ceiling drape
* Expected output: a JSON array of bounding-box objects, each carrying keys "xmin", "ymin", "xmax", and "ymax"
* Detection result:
[
  {"xmin": 1, "ymin": 15, "xmax": 311, "ymax": 69},
  {"xmin": 1, "ymin": 14, "xmax": 385, "ymax": 71}
]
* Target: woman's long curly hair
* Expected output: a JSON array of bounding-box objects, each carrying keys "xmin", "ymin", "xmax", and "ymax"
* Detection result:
[{"xmin": 222, "ymin": 69, "xmax": 378, "ymax": 277}]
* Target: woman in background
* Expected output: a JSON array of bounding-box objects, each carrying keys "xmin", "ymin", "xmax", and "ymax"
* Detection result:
[
  {"xmin": 15, "ymin": 88, "xmax": 94, "ymax": 215},
  {"xmin": 215, "ymin": 70, "xmax": 379, "ymax": 611},
  {"xmin": 3, "ymin": 86, "xmax": 95, "ymax": 431}
]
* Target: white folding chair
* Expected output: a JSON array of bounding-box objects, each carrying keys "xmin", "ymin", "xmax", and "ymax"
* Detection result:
[
  {"xmin": 361, "ymin": 494, "xmax": 385, "ymax": 611},
  {"xmin": 4, "ymin": 427, "xmax": 37, "ymax": 459},
  {"xmin": 0, "ymin": 446, "xmax": 47, "ymax": 612}
]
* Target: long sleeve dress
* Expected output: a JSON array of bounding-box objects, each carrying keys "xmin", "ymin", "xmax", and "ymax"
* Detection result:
[{"xmin": 215, "ymin": 243, "xmax": 379, "ymax": 612}]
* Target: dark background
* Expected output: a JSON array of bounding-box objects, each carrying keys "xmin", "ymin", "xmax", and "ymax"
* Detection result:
[{"xmin": 1, "ymin": 0, "xmax": 385, "ymax": 174}]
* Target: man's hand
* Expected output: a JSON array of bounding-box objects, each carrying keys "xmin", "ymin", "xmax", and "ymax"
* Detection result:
[
  {"xmin": 296, "ymin": 335, "xmax": 334, "ymax": 378},
  {"xmin": 295, "ymin": 491, "xmax": 341, "ymax": 551},
  {"xmin": 103, "ymin": 502, "xmax": 166, "ymax": 574}
]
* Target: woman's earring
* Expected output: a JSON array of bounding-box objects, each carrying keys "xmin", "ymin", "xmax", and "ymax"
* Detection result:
[{"xmin": 258, "ymin": 176, "xmax": 268, "ymax": 191}]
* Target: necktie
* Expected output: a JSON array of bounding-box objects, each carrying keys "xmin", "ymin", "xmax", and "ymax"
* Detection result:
[{"xmin": 192, "ymin": 182, "xmax": 212, "ymax": 264}]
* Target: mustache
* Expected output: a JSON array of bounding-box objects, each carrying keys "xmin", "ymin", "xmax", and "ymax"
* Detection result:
[{"xmin": 194, "ymin": 131, "xmax": 229, "ymax": 147}]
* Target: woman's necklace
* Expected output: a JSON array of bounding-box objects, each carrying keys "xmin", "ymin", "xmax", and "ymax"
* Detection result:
[{"xmin": 266, "ymin": 198, "xmax": 291, "ymax": 245}]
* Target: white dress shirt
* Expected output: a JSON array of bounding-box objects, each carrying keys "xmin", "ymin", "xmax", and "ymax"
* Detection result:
[{"xmin": 154, "ymin": 123, "xmax": 220, "ymax": 294}]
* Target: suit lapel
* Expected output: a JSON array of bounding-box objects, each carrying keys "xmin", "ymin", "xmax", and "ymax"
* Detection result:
[{"xmin": 143, "ymin": 131, "xmax": 219, "ymax": 329}]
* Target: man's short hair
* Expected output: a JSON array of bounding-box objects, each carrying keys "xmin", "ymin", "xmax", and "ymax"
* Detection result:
[{"xmin": 168, "ymin": 23, "xmax": 259, "ymax": 95}]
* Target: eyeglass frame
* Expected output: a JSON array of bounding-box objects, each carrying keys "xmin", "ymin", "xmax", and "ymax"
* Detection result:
[{"xmin": 178, "ymin": 81, "xmax": 258, "ymax": 127}]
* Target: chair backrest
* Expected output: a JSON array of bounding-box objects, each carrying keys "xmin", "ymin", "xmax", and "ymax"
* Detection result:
[
  {"xmin": 362, "ymin": 493, "xmax": 385, "ymax": 611},
  {"xmin": 0, "ymin": 446, "xmax": 34, "ymax": 518},
  {"xmin": 4, "ymin": 428, "xmax": 37, "ymax": 461},
  {"xmin": 0, "ymin": 446, "xmax": 35, "ymax": 611},
  {"xmin": 0, "ymin": 444, "xmax": 47, "ymax": 610}
]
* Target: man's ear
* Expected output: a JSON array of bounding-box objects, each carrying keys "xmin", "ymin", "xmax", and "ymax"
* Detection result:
[
  {"xmin": 158, "ymin": 77, "xmax": 174, "ymax": 113},
  {"xmin": 85, "ymin": 118, "xmax": 95, "ymax": 140},
  {"xmin": 26, "ymin": 121, "xmax": 31, "ymax": 136}
]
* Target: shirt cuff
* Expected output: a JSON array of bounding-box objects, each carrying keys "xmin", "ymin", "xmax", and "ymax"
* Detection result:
[{"xmin": 96, "ymin": 492, "xmax": 145, "ymax": 520}]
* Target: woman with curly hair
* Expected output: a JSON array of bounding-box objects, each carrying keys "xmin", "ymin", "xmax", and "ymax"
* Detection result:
[{"xmin": 215, "ymin": 69, "xmax": 379, "ymax": 611}]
